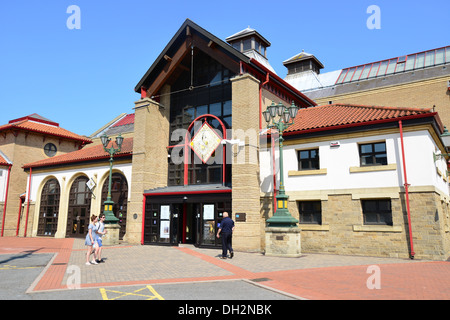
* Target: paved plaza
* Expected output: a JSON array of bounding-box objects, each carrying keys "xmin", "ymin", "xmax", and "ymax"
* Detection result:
[{"xmin": 0, "ymin": 237, "xmax": 449, "ymax": 301}]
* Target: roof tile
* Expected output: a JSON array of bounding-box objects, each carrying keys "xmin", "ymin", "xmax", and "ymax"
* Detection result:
[
  {"xmin": 0, "ymin": 116, "xmax": 91, "ymax": 144},
  {"xmin": 24, "ymin": 138, "xmax": 133, "ymax": 169},
  {"xmin": 285, "ymin": 104, "xmax": 435, "ymax": 133}
]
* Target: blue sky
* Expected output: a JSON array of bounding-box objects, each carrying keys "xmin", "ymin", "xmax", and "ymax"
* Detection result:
[{"xmin": 0, "ymin": 0, "xmax": 449, "ymax": 136}]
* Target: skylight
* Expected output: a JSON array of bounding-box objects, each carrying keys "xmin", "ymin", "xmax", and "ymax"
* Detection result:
[{"xmin": 335, "ymin": 46, "xmax": 450, "ymax": 85}]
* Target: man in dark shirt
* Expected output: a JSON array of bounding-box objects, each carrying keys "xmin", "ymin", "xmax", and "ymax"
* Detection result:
[{"xmin": 216, "ymin": 212, "xmax": 235, "ymax": 259}]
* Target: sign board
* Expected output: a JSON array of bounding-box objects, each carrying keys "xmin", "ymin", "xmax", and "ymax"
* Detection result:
[
  {"xmin": 86, "ymin": 178, "xmax": 96, "ymax": 191},
  {"xmin": 235, "ymin": 213, "xmax": 246, "ymax": 222}
]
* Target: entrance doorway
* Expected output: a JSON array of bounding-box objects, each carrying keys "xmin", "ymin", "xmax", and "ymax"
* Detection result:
[{"xmin": 143, "ymin": 190, "xmax": 231, "ymax": 248}]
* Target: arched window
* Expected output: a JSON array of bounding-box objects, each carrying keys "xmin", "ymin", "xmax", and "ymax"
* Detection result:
[
  {"xmin": 38, "ymin": 179, "xmax": 60, "ymax": 236},
  {"xmin": 66, "ymin": 176, "xmax": 91, "ymax": 238},
  {"xmin": 101, "ymin": 172, "xmax": 128, "ymax": 240}
]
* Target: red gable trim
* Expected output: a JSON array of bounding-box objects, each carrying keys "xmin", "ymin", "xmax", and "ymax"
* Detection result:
[{"xmin": 9, "ymin": 115, "xmax": 59, "ymax": 127}]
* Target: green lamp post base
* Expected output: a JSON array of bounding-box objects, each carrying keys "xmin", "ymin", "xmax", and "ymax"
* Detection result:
[
  {"xmin": 266, "ymin": 190, "xmax": 298, "ymax": 227},
  {"xmin": 103, "ymin": 200, "xmax": 119, "ymax": 224}
]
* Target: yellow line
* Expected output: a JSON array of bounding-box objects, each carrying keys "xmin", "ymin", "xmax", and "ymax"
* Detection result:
[
  {"xmin": 99, "ymin": 285, "xmax": 164, "ymax": 300},
  {"xmin": 146, "ymin": 285, "xmax": 165, "ymax": 300},
  {"xmin": 0, "ymin": 265, "xmax": 40, "ymax": 270}
]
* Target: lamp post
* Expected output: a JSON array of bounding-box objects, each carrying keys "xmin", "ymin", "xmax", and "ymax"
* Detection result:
[
  {"xmin": 101, "ymin": 133, "xmax": 124, "ymax": 224},
  {"xmin": 263, "ymin": 101, "xmax": 299, "ymax": 227}
]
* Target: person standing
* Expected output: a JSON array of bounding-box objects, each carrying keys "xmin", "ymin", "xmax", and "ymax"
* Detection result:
[
  {"xmin": 95, "ymin": 213, "xmax": 108, "ymax": 263},
  {"xmin": 216, "ymin": 212, "xmax": 235, "ymax": 259},
  {"xmin": 85, "ymin": 215, "xmax": 99, "ymax": 265}
]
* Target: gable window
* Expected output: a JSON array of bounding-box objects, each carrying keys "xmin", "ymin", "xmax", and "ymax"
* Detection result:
[
  {"xmin": 359, "ymin": 142, "xmax": 387, "ymax": 166},
  {"xmin": 298, "ymin": 201, "xmax": 322, "ymax": 224},
  {"xmin": 362, "ymin": 199, "xmax": 393, "ymax": 225},
  {"xmin": 298, "ymin": 149, "xmax": 319, "ymax": 170}
]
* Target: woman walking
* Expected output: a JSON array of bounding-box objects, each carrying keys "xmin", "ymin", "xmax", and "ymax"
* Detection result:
[{"xmin": 85, "ymin": 215, "xmax": 99, "ymax": 265}]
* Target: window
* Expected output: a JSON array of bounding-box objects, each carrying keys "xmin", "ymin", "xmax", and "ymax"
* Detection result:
[
  {"xmin": 424, "ymin": 50, "xmax": 435, "ymax": 67},
  {"xmin": 368, "ymin": 62, "xmax": 380, "ymax": 78},
  {"xmin": 385, "ymin": 59, "xmax": 398, "ymax": 75},
  {"xmin": 377, "ymin": 60, "xmax": 389, "ymax": 76},
  {"xmin": 342, "ymin": 67, "xmax": 356, "ymax": 83},
  {"xmin": 44, "ymin": 143, "xmax": 57, "ymax": 157},
  {"xmin": 168, "ymin": 51, "xmax": 234, "ymax": 186},
  {"xmin": 352, "ymin": 66, "xmax": 364, "ymax": 81},
  {"xmin": 298, "ymin": 201, "xmax": 322, "ymax": 224},
  {"xmin": 298, "ymin": 149, "xmax": 319, "ymax": 170},
  {"xmin": 362, "ymin": 199, "xmax": 393, "ymax": 225},
  {"xmin": 435, "ymin": 48, "xmax": 445, "ymax": 65},
  {"xmin": 404, "ymin": 54, "xmax": 416, "ymax": 71},
  {"xmin": 38, "ymin": 179, "xmax": 61, "ymax": 236},
  {"xmin": 359, "ymin": 142, "xmax": 387, "ymax": 166},
  {"xmin": 336, "ymin": 69, "xmax": 348, "ymax": 84},
  {"xmin": 415, "ymin": 53, "xmax": 425, "ymax": 68}
]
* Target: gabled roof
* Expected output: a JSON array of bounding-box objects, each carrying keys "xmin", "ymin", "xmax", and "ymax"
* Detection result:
[
  {"xmin": 284, "ymin": 104, "xmax": 442, "ymax": 134},
  {"xmin": 0, "ymin": 114, "xmax": 92, "ymax": 145},
  {"xmin": 23, "ymin": 138, "xmax": 133, "ymax": 169},
  {"xmin": 134, "ymin": 19, "xmax": 316, "ymax": 109},
  {"xmin": 135, "ymin": 19, "xmax": 249, "ymax": 95}
]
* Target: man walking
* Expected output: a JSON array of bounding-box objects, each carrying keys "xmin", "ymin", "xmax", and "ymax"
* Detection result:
[{"xmin": 216, "ymin": 212, "xmax": 235, "ymax": 259}]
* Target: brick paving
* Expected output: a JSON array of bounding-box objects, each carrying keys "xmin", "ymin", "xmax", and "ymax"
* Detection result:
[{"xmin": 0, "ymin": 236, "xmax": 449, "ymax": 300}]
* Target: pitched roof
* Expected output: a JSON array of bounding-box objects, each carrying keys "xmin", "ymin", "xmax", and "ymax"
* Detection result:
[
  {"xmin": 111, "ymin": 113, "xmax": 135, "ymax": 127},
  {"xmin": 0, "ymin": 150, "xmax": 11, "ymax": 167},
  {"xmin": 23, "ymin": 138, "xmax": 133, "ymax": 169},
  {"xmin": 134, "ymin": 19, "xmax": 316, "ymax": 109},
  {"xmin": 283, "ymin": 50, "xmax": 324, "ymax": 69},
  {"xmin": 0, "ymin": 114, "xmax": 92, "ymax": 144},
  {"xmin": 284, "ymin": 104, "xmax": 441, "ymax": 134},
  {"xmin": 225, "ymin": 26, "xmax": 271, "ymax": 47}
]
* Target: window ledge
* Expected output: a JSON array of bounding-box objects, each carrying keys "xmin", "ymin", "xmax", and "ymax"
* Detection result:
[
  {"xmin": 349, "ymin": 163, "xmax": 397, "ymax": 173},
  {"xmin": 353, "ymin": 225, "xmax": 402, "ymax": 233},
  {"xmin": 299, "ymin": 224, "xmax": 330, "ymax": 231},
  {"xmin": 288, "ymin": 168, "xmax": 327, "ymax": 176}
]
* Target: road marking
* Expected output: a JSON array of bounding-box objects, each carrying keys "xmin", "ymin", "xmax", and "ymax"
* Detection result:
[
  {"xmin": 0, "ymin": 265, "xmax": 40, "ymax": 270},
  {"xmin": 100, "ymin": 285, "xmax": 164, "ymax": 300}
]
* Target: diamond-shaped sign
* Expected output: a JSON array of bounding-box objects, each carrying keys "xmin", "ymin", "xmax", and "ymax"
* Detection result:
[{"xmin": 190, "ymin": 122, "xmax": 222, "ymax": 164}]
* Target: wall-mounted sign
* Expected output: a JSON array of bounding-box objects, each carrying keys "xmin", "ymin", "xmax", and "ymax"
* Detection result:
[
  {"xmin": 190, "ymin": 122, "xmax": 222, "ymax": 163},
  {"xmin": 235, "ymin": 213, "xmax": 246, "ymax": 222},
  {"xmin": 203, "ymin": 204, "xmax": 214, "ymax": 220}
]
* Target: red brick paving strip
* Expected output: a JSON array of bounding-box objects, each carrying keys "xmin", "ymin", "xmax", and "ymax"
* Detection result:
[{"xmin": 2, "ymin": 237, "xmax": 449, "ymax": 299}]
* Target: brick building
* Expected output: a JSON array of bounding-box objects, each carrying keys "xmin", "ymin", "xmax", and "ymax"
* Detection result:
[
  {"xmin": 5, "ymin": 19, "xmax": 450, "ymax": 260},
  {"xmin": 0, "ymin": 114, "xmax": 92, "ymax": 237}
]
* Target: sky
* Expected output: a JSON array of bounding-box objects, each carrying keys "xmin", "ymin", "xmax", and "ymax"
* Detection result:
[{"xmin": 0, "ymin": 0, "xmax": 449, "ymax": 136}]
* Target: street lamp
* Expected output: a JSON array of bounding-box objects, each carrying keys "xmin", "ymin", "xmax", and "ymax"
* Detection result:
[
  {"xmin": 263, "ymin": 101, "xmax": 299, "ymax": 227},
  {"xmin": 101, "ymin": 133, "xmax": 124, "ymax": 224}
]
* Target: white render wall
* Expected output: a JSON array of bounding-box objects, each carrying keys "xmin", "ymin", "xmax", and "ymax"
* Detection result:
[
  {"xmin": 260, "ymin": 129, "xmax": 449, "ymax": 197},
  {"xmin": 27, "ymin": 162, "xmax": 133, "ymax": 202},
  {"xmin": 0, "ymin": 168, "xmax": 9, "ymax": 202}
]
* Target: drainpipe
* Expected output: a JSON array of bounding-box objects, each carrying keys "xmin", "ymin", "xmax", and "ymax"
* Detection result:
[
  {"xmin": 15, "ymin": 197, "xmax": 23, "ymax": 236},
  {"xmin": 259, "ymin": 72, "xmax": 270, "ymax": 130},
  {"xmin": 1, "ymin": 164, "xmax": 12, "ymax": 237},
  {"xmin": 399, "ymin": 120, "xmax": 415, "ymax": 259},
  {"xmin": 23, "ymin": 167, "xmax": 32, "ymax": 237}
]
